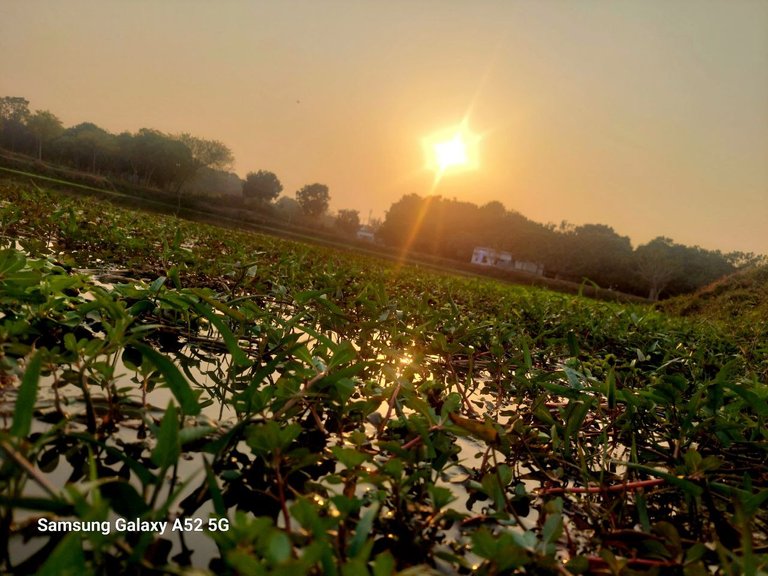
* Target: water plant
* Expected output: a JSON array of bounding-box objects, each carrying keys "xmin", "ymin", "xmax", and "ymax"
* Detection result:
[{"xmin": 1, "ymin": 176, "xmax": 766, "ymax": 574}]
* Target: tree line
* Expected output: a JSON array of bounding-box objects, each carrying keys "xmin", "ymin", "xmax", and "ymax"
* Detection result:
[
  {"xmin": 0, "ymin": 96, "xmax": 332, "ymax": 221},
  {"xmin": 2, "ymin": 95, "xmax": 762, "ymax": 299},
  {"xmin": 377, "ymin": 194, "xmax": 762, "ymax": 299}
]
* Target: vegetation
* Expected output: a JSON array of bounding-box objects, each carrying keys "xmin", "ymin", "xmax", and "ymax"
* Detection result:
[
  {"xmin": 243, "ymin": 170, "xmax": 284, "ymax": 205},
  {"xmin": 378, "ymin": 194, "xmax": 761, "ymax": 300},
  {"xmin": 4, "ymin": 94, "xmax": 761, "ymax": 303},
  {"xmin": 335, "ymin": 209, "xmax": 361, "ymax": 236},
  {"xmin": 296, "ymin": 183, "xmax": 331, "ymax": 218},
  {"xmin": 1, "ymin": 176, "xmax": 766, "ymax": 574},
  {"xmin": 662, "ymin": 265, "xmax": 768, "ymax": 381}
]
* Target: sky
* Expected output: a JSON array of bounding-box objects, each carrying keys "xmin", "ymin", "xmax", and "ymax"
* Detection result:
[{"xmin": 2, "ymin": 0, "xmax": 767, "ymax": 255}]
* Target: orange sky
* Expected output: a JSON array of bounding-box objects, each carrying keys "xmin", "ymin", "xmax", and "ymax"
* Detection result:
[{"xmin": 2, "ymin": 0, "xmax": 767, "ymax": 254}]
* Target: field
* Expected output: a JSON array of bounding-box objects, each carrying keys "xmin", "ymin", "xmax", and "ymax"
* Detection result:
[{"xmin": 1, "ymin": 176, "xmax": 766, "ymax": 575}]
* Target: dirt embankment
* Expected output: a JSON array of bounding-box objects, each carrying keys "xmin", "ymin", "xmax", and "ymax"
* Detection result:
[{"xmin": 663, "ymin": 265, "xmax": 768, "ymax": 319}]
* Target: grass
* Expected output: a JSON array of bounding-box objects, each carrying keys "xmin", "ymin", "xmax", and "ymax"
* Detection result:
[{"xmin": 0, "ymin": 175, "xmax": 766, "ymax": 575}]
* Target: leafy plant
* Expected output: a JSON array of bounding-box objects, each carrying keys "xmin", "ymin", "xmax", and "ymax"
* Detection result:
[{"xmin": 0, "ymin": 176, "xmax": 766, "ymax": 574}]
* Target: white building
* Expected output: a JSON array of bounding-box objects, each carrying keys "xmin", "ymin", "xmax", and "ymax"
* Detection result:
[
  {"xmin": 356, "ymin": 226, "xmax": 375, "ymax": 242},
  {"xmin": 470, "ymin": 247, "xmax": 544, "ymax": 276}
]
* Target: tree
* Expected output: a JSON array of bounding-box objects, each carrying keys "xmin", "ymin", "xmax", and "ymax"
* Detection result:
[
  {"xmin": 243, "ymin": 170, "xmax": 283, "ymax": 204},
  {"xmin": 113, "ymin": 128, "xmax": 195, "ymax": 191},
  {"xmin": 567, "ymin": 224, "xmax": 634, "ymax": 290},
  {"xmin": 0, "ymin": 96, "xmax": 31, "ymax": 151},
  {"xmin": 0, "ymin": 96, "xmax": 30, "ymax": 125},
  {"xmin": 181, "ymin": 167, "xmax": 243, "ymax": 198},
  {"xmin": 377, "ymin": 194, "xmax": 442, "ymax": 251},
  {"xmin": 296, "ymin": 183, "xmax": 330, "ymax": 218},
  {"xmin": 175, "ymin": 133, "xmax": 234, "ymax": 171},
  {"xmin": 335, "ymin": 209, "xmax": 360, "ymax": 235},
  {"xmin": 634, "ymin": 237, "xmax": 735, "ymax": 300},
  {"xmin": 57, "ymin": 122, "xmax": 116, "ymax": 173},
  {"xmin": 172, "ymin": 133, "xmax": 234, "ymax": 207},
  {"xmin": 27, "ymin": 110, "xmax": 63, "ymax": 160},
  {"xmin": 275, "ymin": 197, "xmax": 302, "ymax": 223},
  {"xmin": 635, "ymin": 237, "xmax": 682, "ymax": 300},
  {"xmin": 725, "ymin": 251, "xmax": 768, "ymax": 270}
]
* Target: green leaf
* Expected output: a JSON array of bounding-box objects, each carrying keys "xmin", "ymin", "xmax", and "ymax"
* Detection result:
[
  {"xmin": 428, "ymin": 485, "xmax": 456, "ymax": 510},
  {"xmin": 541, "ymin": 511, "xmax": 563, "ymax": 548},
  {"xmin": 11, "ymin": 349, "xmax": 43, "ymax": 438},
  {"xmin": 566, "ymin": 331, "xmax": 580, "ymax": 357},
  {"xmin": 330, "ymin": 446, "xmax": 368, "ymax": 469},
  {"xmin": 522, "ymin": 338, "xmax": 532, "ymax": 371},
  {"xmin": 190, "ymin": 300, "xmax": 250, "ymax": 368},
  {"xmin": 247, "ymin": 421, "xmax": 301, "ymax": 455},
  {"xmin": 204, "ymin": 457, "xmax": 226, "ymax": 517},
  {"xmin": 37, "ymin": 533, "xmax": 87, "ymax": 576},
  {"xmin": 134, "ymin": 344, "xmax": 200, "ymax": 415},
  {"xmin": 564, "ymin": 398, "xmax": 594, "ymax": 457},
  {"xmin": 149, "ymin": 276, "xmax": 166, "ymax": 292},
  {"xmin": 266, "ymin": 531, "xmax": 291, "ymax": 564},
  {"xmin": 348, "ymin": 502, "xmax": 379, "ymax": 558},
  {"xmin": 327, "ymin": 341, "xmax": 357, "ymax": 370},
  {"xmin": 606, "ymin": 367, "xmax": 616, "ymax": 409},
  {"xmin": 0, "ymin": 248, "xmax": 26, "ymax": 275},
  {"xmin": 179, "ymin": 425, "xmax": 216, "ymax": 446},
  {"xmin": 636, "ymin": 491, "xmax": 651, "ymax": 532},
  {"xmin": 471, "ymin": 527, "xmax": 498, "ymax": 559},
  {"xmin": 742, "ymin": 488, "xmax": 768, "ymax": 516},
  {"xmin": 168, "ymin": 266, "xmax": 182, "ymax": 289},
  {"xmin": 565, "ymin": 556, "xmax": 590, "ymax": 574},
  {"xmin": 341, "ymin": 558, "xmax": 370, "ymax": 576},
  {"xmin": 0, "ymin": 495, "xmax": 74, "ymax": 515},
  {"xmin": 100, "ymin": 480, "xmax": 149, "ymax": 517},
  {"xmin": 152, "ymin": 402, "xmax": 181, "ymax": 469},
  {"xmin": 372, "ymin": 552, "xmax": 396, "ymax": 576}
]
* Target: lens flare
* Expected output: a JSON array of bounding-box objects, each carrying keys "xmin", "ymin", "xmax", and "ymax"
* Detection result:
[
  {"xmin": 423, "ymin": 123, "xmax": 481, "ymax": 190},
  {"xmin": 434, "ymin": 133, "xmax": 468, "ymax": 171}
]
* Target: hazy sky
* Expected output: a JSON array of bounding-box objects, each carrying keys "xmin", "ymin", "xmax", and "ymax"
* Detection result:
[{"xmin": 3, "ymin": 0, "xmax": 767, "ymax": 254}]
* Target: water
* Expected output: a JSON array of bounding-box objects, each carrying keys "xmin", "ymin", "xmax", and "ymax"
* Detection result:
[{"xmin": 0, "ymin": 276, "xmax": 616, "ymax": 571}]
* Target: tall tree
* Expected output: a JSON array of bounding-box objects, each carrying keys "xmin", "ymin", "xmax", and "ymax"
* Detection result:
[
  {"xmin": 725, "ymin": 251, "xmax": 767, "ymax": 270},
  {"xmin": 175, "ymin": 133, "xmax": 234, "ymax": 171},
  {"xmin": 378, "ymin": 194, "xmax": 426, "ymax": 248},
  {"xmin": 275, "ymin": 196, "xmax": 302, "ymax": 223},
  {"xmin": 127, "ymin": 128, "xmax": 195, "ymax": 190},
  {"xmin": 243, "ymin": 170, "xmax": 283, "ymax": 204},
  {"xmin": 26, "ymin": 110, "xmax": 63, "ymax": 160},
  {"xmin": 296, "ymin": 183, "xmax": 330, "ymax": 218},
  {"xmin": 172, "ymin": 133, "xmax": 234, "ymax": 207},
  {"xmin": 57, "ymin": 122, "xmax": 116, "ymax": 173},
  {"xmin": 634, "ymin": 237, "xmax": 735, "ymax": 300},
  {"xmin": 0, "ymin": 96, "xmax": 30, "ymax": 124},
  {"xmin": 566, "ymin": 224, "xmax": 634, "ymax": 290},
  {"xmin": 0, "ymin": 96, "xmax": 31, "ymax": 151},
  {"xmin": 635, "ymin": 237, "xmax": 682, "ymax": 300},
  {"xmin": 335, "ymin": 209, "xmax": 360, "ymax": 235}
]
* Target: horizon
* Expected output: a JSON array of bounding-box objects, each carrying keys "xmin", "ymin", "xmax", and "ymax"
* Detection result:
[{"xmin": 2, "ymin": 0, "xmax": 766, "ymax": 255}]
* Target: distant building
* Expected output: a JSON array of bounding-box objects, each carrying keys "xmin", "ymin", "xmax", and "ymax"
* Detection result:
[
  {"xmin": 471, "ymin": 247, "xmax": 496, "ymax": 266},
  {"xmin": 356, "ymin": 226, "xmax": 375, "ymax": 242},
  {"xmin": 470, "ymin": 247, "xmax": 544, "ymax": 276}
]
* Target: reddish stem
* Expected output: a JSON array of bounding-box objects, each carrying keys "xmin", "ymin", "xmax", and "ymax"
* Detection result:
[
  {"xmin": 400, "ymin": 425, "xmax": 443, "ymax": 451},
  {"xmin": 539, "ymin": 478, "xmax": 665, "ymax": 495},
  {"xmin": 586, "ymin": 555, "xmax": 679, "ymax": 568}
]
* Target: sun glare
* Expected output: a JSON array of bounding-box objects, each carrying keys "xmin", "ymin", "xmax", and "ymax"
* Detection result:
[
  {"xmin": 434, "ymin": 134, "xmax": 468, "ymax": 171},
  {"xmin": 423, "ymin": 124, "xmax": 480, "ymax": 180}
]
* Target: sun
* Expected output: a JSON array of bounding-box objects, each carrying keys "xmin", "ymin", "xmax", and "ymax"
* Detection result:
[
  {"xmin": 434, "ymin": 133, "xmax": 468, "ymax": 171},
  {"xmin": 423, "ymin": 124, "xmax": 480, "ymax": 179}
]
